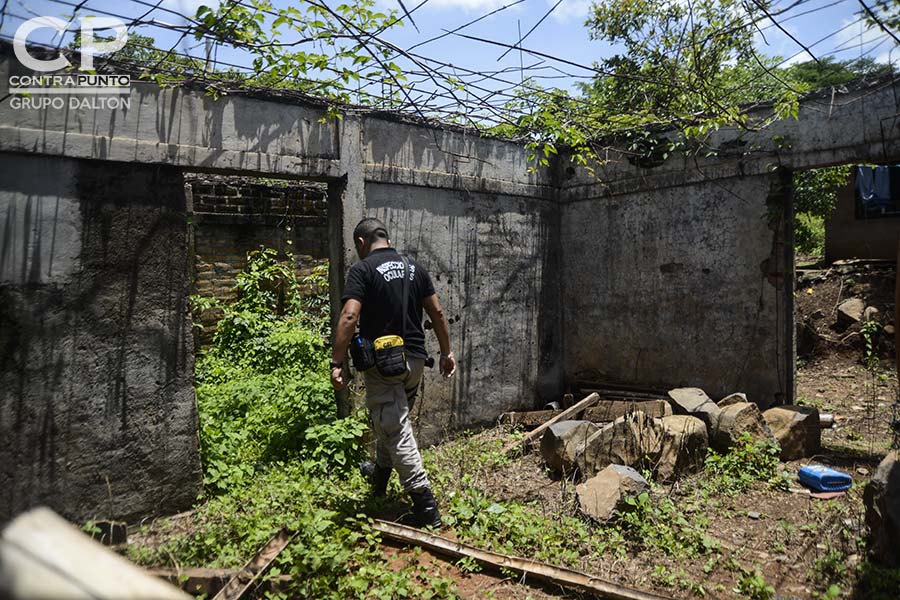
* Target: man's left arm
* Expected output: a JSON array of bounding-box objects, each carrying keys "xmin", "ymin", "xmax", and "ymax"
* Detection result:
[{"xmin": 331, "ymin": 298, "xmax": 361, "ymax": 390}]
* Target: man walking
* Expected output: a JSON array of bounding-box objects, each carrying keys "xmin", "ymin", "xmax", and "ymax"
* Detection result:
[{"xmin": 330, "ymin": 218, "xmax": 456, "ymax": 528}]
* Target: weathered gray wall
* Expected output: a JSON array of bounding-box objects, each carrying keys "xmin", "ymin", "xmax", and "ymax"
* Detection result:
[
  {"xmin": 0, "ymin": 153, "xmax": 200, "ymax": 523},
  {"xmin": 367, "ymin": 183, "xmax": 561, "ymax": 442},
  {"xmin": 559, "ymin": 172, "xmax": 794, "ymax": 406}
]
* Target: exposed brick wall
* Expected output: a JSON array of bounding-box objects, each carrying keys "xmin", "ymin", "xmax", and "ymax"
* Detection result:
[{"xmin": 188, "ymin": 176, "xmax": 330, "ymax": 345}]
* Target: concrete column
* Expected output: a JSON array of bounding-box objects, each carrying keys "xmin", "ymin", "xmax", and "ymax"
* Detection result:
[{"xmin": 329, "ymin": 115, "xmax": 366, "ymax": 418}]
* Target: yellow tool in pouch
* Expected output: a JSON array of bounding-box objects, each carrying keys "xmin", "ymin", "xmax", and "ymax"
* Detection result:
[
  {"xmin": 374, "ymin": 335, "xmax": 408, "ymax": 377},
  {"xmin": 374, "ymin": 335, "xmax": 404, "ymax": 350}
]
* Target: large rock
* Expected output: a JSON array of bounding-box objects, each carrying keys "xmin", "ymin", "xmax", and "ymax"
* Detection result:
[
  {"xmin": 667, "ymin": 387, "xmax": 722, "ymax": 432},
  {"xmin": 717, "ymin": 392, "xmax": 747, "ymax": 408},
  {"xmin": 540, "ymin": 421, "xmax": 600, "ymax": 475},
  {"xmin": 763, "ymin": 405, "xmax": 821, "ymax": 460},
  {"xmin": 576, "ymin": 464, "xmax": 648, "ymax": 522},
  {"xmin": 656, "ymin": 415, "xmax": 708, "ymax": 482},
  {"xmin": 712, "ymin": 402, "xmax": 775, "ymax": 451},
  {"xmin": 837, "ymin": 297, "xmax": 865, "ymax": 326},
  {"xmin": 576, "ymin": 411, "xmax": 663, "ymax": 479},
  {"xmin": 864, "ymin": 450, "xmax": 900, "ymax": 567}
]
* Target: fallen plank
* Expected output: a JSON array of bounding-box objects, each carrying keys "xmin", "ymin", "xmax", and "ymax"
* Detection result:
[
  {"xmin": 212, "ymin": 529, "xmax": 295, "ymax": 600},
  {"xmin": 501, "ymin": 400, "xmax": 671, "ymax": 430},
  {"xmin": 372, "ymin": 520, "xmax": 669, "ymax": 600},
  {"xmin": 501, "ymin": 393, "xmax": 600, "ymax": 456},
  {"xmin": 149, "ymin": 567, "xmax": 292, "ymax": 597}
]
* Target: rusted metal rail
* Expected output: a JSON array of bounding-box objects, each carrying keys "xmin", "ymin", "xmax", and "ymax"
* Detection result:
[{"xmin": 373, "ymin": 520, "xmax": 669, "ymax": 600}]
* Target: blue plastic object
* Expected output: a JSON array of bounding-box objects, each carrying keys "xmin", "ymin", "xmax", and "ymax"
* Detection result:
[{"xmin": 798, "ymin": 464, "xmax": 853, "ymax": 493}]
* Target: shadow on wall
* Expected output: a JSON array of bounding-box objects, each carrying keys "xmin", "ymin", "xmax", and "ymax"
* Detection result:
[{"xmin": 0, "ymin": 154, "xmax": 201, "ymax": 523}]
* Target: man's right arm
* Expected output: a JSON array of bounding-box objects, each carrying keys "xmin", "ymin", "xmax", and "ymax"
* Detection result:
[{"xmin": 423, "ymin": 293, "xmax": 456, "ymax": 378}]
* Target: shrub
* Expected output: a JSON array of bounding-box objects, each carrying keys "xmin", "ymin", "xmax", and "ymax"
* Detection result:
[{"xmin": 193, "ymin": 248, "xmax": 365, "ymax": 492}]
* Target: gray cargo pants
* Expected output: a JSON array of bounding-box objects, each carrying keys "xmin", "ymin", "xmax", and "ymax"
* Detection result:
[{"xmin": 364, "ymin": 357, "xmax": 430, "ymax": 492}]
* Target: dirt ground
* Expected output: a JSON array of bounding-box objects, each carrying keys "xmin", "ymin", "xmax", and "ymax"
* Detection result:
[{"xmin": 403, "ymin": 257, "xmax": 899, "ymax": 600}]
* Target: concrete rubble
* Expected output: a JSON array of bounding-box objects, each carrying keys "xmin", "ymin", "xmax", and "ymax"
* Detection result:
[
  {"xmin": 717, "ymin": 392, "xmax": 747, "ymax": 408},
  {"xmin": 576, "ymin": 465, "xmax": 648, "ymax": 522},
  {"xmin": 763, "ymin": 405, "xmax": 821, "ymax": 461},
  {"xmin": 667, "ymin": 388, "xmax": 722, "ymax": 432},
  {"xmin": 656, "ymin": 415, "xmax": 709, "ymax": 482},
  {"xmin": 711, "ymin": 402, "xmax": 775, "ymax": 451},
  {"xmin": 535, "ymin": 385, "xmax": 813, "ymax": 493},
  {"xmin": 576, "ymin": 411, "xmax": 663, "ymax": 479},
  {"xmin": 540, "ymin": 421, "xmax": 600, "ymax": 475}
]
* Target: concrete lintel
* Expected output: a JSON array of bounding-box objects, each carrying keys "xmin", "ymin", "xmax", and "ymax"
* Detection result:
[
  {"xmin": 0, "ymin": 126, "xmax": 342, "ymax": 179},
  {"xmin": 362, "ymin": 164, "xmax": 555, "ymax": 200}
]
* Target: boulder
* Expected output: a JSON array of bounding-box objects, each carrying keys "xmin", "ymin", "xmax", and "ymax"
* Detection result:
[
  {"xmin": 539, "ymin": 420, "xmax": 600, "ymax": 474},
  {"xmin": 656, "ymin": 415, "xmax": 708, "ymax": 482},
  {"xmin": 837, "ymin": 298, "xmax": 865, "ymax": 326},
  {"xmin": 576, "ymin": 464, "xmax": 648, "ymax": 522},
  {"xmin": 576, "ymin": 411, "xmax": 663, "ymax": 479},
  {"xmin": 864, "ymin": 450, "xmax": 900, "ymax": 567},
  {"xmin": 667, "ymin": 387, "xmax": 722, "ymax": 431},
  {"xmin": 711, "ymin": 402, "xmax": 775, "ymax": 451},
  {"xmin": 762, "ymin": 405, "xmax": 821, "ymax": 460},
  {"xmin": 717, "ymin": 392, "xmax": 747, "ymax": 408}
]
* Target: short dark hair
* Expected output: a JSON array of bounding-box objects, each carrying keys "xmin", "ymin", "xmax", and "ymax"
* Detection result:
[{"xmin": 353, "ymin": 218, "xmax": 389, "ymax": 245}]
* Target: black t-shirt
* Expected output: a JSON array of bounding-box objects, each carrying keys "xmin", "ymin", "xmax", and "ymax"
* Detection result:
[{"xmin": 341, "ymin": 248, "xmax": 435, "ymax": 358}]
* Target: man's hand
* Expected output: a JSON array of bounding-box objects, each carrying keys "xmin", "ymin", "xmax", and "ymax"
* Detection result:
[
  {"xmin": 331, "ymin": 366, "xmax": 347, "ymax": 390},
  {"xmin": 439, "ymin": 352, "xmax": 456, "ymax": 378}
]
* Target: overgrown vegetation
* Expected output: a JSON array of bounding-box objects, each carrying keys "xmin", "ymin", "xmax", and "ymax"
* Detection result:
[
  {"xmin": 793, "ymin": 165, "xmax": 852, "ymax": 255},
  {"xmin": 129, "ymin": 247, "xmax": 461, "ymax": 598},
  {"xmin": 701, "ymin": 433, "xmax": 791, "ymax": 496},
  {"xmin": 193, "ymin": 248, "xmax": 364, "ymax": 492}
]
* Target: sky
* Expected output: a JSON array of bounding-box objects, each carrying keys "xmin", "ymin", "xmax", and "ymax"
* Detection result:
[{"xmin": 2, "ymin": 0, "xmax": 898, "ymax": 102}]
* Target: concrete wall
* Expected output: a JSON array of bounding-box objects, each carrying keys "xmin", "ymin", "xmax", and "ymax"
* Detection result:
[
  {"xmin": 367, "ymin": 183, "xmax": 562, "ymax": 442},
  {"xmin": 0, "ymin": 153, "xmax": 200, "ymax": 523},
  {"xmin": 559, "ymin": 172, "xmax": 794, "ymax": 406},
  {"xmin": 4, "ymin": 40, "xmax": 900, "ymax": 519},
  {"xmin": 826, "ymin": 173, "xmax": 900, "ymax": 262}
]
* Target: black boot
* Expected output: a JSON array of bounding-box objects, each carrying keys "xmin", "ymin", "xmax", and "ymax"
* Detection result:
[
  {"xmin": 360, "ymin": 461, "xmax": 392, "ymax": 497},
  {"xmin": 401, "ymin": 487, "xmax": 442, "ymax": 529}
]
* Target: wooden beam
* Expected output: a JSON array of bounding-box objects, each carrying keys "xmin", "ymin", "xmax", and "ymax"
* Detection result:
[
  {"xmin": 149, "ymin": 568, "xmax": 292, "ymax": 597},
  {"xmin": 372, "ymin": 520, "xmax": 669, "ymax": 600},
  {"xmin": 212, "ymin": 529, "xmax": 295, "ymax": 600},
  {"xmin": 500, "ymin": 400, "xmax": 671, "ymax": 430},
  {"xmin": 895, "ymin": 235, "xmax": 899, "ymax": 380},
  {"xmin": 501, "ymin": 393, "xmax": 600, "ymax": 456}
]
